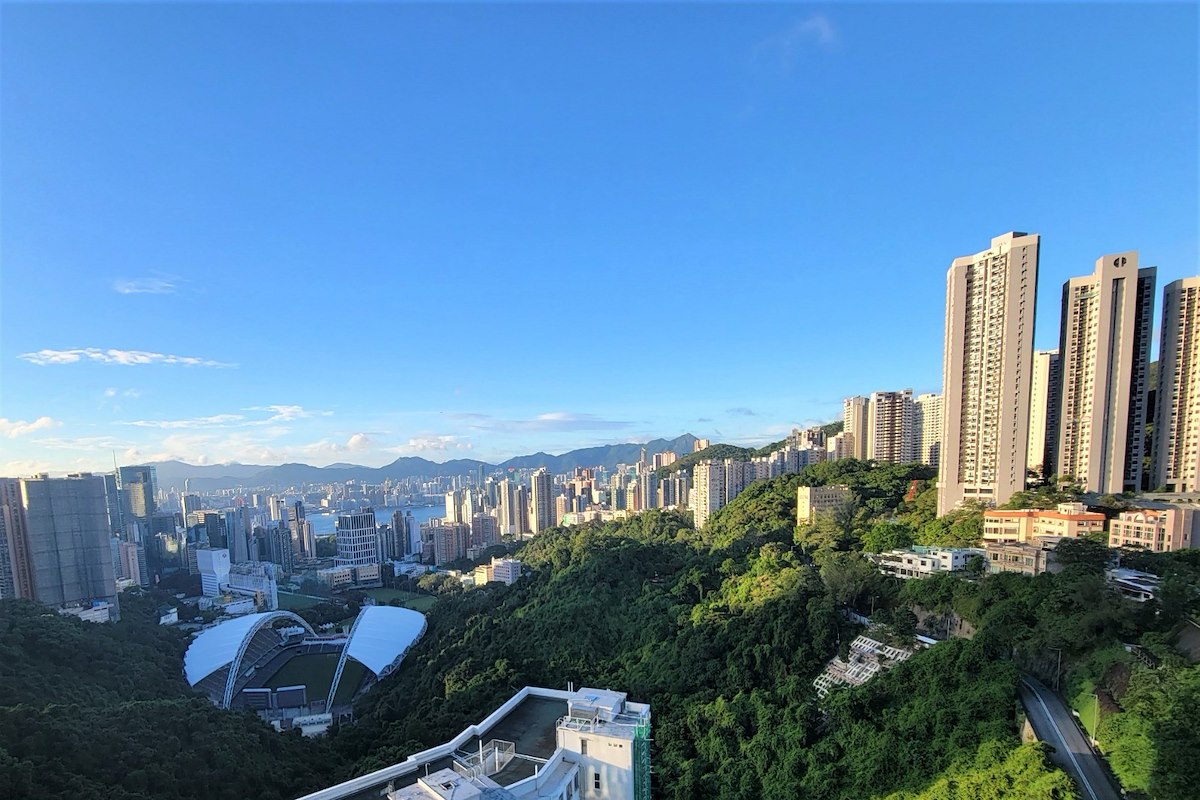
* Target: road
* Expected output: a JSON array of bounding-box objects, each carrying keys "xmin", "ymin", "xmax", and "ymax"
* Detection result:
[{"xmin": 1019, "ymin": 676, "xmax": 1121, "ymax": 800}]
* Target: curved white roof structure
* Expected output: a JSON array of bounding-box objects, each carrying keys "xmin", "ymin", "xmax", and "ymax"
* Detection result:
[
  {"xmin": 326, "ymin": 605, "xmax": 427, "ymax": 708},
  {"xmin": 346, "ymin": 606, "xmax": 426, "ymax": 675},
  {"xmin": 184, "ymin": 611, "xmax": 316, "ymax": 704}
]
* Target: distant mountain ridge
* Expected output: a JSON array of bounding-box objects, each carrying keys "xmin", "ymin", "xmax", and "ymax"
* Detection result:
[{"xmin": 149, "ymin": 434, "xmax": 700, "ymax": 490}]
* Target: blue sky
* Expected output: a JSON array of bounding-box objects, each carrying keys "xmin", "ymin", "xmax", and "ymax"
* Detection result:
[{"xmin": 1, "ymin": 3, "xmax": 1196, "ymax": 473}]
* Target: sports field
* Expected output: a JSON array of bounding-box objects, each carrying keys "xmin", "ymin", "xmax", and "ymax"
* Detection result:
[
  {"xmin": 364, "ymin": 588, "xmax": 437, "ymax": 613},
  {"xmin": 277, "ymin": 592, "xmax": 323, "ymax": 611},
  {"xmin": 264, "ymin": 652, "xmax": 367, "ymax": 706}
]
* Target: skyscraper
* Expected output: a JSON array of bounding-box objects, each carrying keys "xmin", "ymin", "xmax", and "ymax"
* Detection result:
[
  {"xmin": 0, "ymin": 479, "xmax": 33, "ymax": 599},
  {"xmin": 913, "ymin": 393, "xmax": 943, "ymax": 468},
  {"xmin": 530, "ymin": 468, "xmax": 554, "ymax": 534},
  {"xmin": 1026, "ymin": 350, "xmax": 1061, "ymax": 478},
  {"xmin": 117, "ymin": 465, "xmax": 157, "ymax": 521},
  {"xmin": 690, "ymin": 460, "xmax": 724, "ymax": 528},
  {"xmin": 336, "ymin": 508, "xmax": 379, "ymax": 568},
  {"xmin": 1152, "ymin": 276, "xmax": 1200, "ymax": 492},
  {"xmin": 938, "ymin": 232, "xmax": 1039, "ymax": 516},
  {"xmin": 867, "ymin": 389, "xmax": 915, "ymax": 463},
  {"xmin": 20, "ymin": 473, "xmax": 120, "ymax": 619},
  {"xmin": 1054, "ymin": 253, "xmax": 1156, "ymax": 493},
  {"xmin": 843, "ymin": 396, "xmax": 869, "ymax": 460}
]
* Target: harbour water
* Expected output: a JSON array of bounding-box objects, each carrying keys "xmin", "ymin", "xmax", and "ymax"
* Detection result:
[{"xmin": 307, "ymin": 504, "xmax": 442, "ymax": 536}]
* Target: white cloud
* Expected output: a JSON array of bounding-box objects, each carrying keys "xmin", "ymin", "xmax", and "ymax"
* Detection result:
[
  {"xmin": 19, "ymin": 348, "xmax": 234, "ymax": 367},
  {"xmin": 113, "ymin": 276, "xmax": 178, "ymax": 295},
  {"xmin": 450, "ymin": 411, "xmax": 632, "ymax": 433},
  {"xmin": 0, "ymin": 416, "xmax": 61, "ymax": 438},
  {"xmin": 245, "ymin": 405, "xmax": 333, "ymax": 423},
  {"xmin": 753, "ymin": 13, "xmax": 839, "ymax": 73},
  {"xmin": 119, "ymin": 414, "xmax": 246, "ymax": 429},
  {"xmin": 387, "ymin": 435, "xmax": 474, "ymax": 454}
]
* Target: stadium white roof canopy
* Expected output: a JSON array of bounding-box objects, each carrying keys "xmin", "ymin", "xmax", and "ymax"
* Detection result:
[
  {"xmin": 345, "ymin": 605, "xmax": 427, "ymax": 675},
  {"xmin": 184, "ymin": 610, "xmax": 314, "ymax": 686}
]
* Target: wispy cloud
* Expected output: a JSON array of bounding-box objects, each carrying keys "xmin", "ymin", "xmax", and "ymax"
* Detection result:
[
  {"xmin": 727, "ymin": 407, "xmax": 757, "ymax": 417},
  {"xmin": 19, "ymin": 348, "xmax": 234, "ymax": 367},
  {"xmin": 117, "ymin": 404, "xmax": 330, "ymax": 431},
  {"xmin": 753, "ymin": 13, "xmax": 839, "ymax": 73},
  {"xmin": 119, "ymin": 414, "xmax": 246, "ymax": 429},
  {"xmin": 0, "ymin": 416, "xmax": 61, "ymax": 438},
  {"xmin": 104, "ymin": 388, "xmax": 141, "ymax": 399},
  {"xmin": 113, "ymin": 275, "xmax": 180, "ymax": 295},
  {"xmin": 450, "ymin": 411, "xmax": 633, "ymax": 433},
  {"xmin": 245, "ymin": 405, "xmax": 333, "ymax": 423},
  {"xmin": 387, "ymin": 435, "xmax": 475, "ymax": 454}
]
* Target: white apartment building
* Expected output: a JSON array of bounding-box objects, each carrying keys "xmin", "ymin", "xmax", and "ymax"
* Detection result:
[
  {"xmin": 843, "ymin": 396, "xmax": 870, "ymax": 460},
  {"xmin": 1056, "ymin": 252, "xmax": 1156, "ymax": 493},
  {"xmin": 914, "ymin": 392, "xmax": 943, "ymax": 468},
  {"xmin": 868, "ymin": 389, "xmax": 915, "ymax": 463},
  {"xmin": 1027, "ymin": 349, "xmax": 1061, "ymax": 477},
  {"xmin": 938, "ymin": 232, "xmax": 1039, "ymax": 515},
  {"xmin": 297, "ymin": 686, "xmax": 651, "ymax": 800},
  {"xmin": 226, "ymin": 561, "xmax": 279, "ymax": 610},
  {"xmin": 1152, "ymin": 277, "xmax": 1200, "ymax": 492},
  {"xmin": 874, "ymin": 546, "xmax": 984, "ymax": 579},
  {"xmin": 796, "ymin": 485, "xmax": 851, "ymax": 523},
  {"xmin": 196, "ymin": 547, "xmax": 231, "ymax": 597},
  {"xmin": 336, "ymin": 509, "xmax": 380, "ymax": 568}
]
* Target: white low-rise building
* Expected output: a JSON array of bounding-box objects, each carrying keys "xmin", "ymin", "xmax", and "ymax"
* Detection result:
[{"xmin": 874, "ymin": 546, "xmax": 984, "ymax": 579}]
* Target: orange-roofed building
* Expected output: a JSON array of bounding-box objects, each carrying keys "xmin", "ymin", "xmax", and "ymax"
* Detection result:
[{"xmin": 983, "ymin": 502, "xmax": 1106, "ymax": 543}]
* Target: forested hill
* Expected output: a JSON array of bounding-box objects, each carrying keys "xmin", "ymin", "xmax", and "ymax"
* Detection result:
[
  {"xmin": 5, "ymin": 458, "xmax": 1200, "ymax": 798},
  {"xmin": 0, "ymin": 594, "xmax": 335, "ymax": 799}
]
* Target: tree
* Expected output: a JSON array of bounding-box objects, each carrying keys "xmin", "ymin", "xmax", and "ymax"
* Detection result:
[
  {"xmin": 1054, "ymin": 538, "xmax": 1110, "ymax": 575},
  {"xmin": 862, "ymin": 521, "xmax": 916, "ymax": 554}
]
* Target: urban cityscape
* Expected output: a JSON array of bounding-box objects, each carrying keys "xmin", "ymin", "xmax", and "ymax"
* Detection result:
[{"xmin": 1, "ymin": 4, "xmax": 1197, "ymax": 800}]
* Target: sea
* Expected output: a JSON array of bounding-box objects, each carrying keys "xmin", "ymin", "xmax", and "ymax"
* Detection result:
[{"xmin": 307, "ymin": 505, "xmax": 443, "ymax": 536}]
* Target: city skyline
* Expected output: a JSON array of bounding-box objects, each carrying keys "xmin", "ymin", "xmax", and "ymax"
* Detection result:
[{"xmin": 3, "ymin": 4, "xmax": 1197, "ymax": 474}]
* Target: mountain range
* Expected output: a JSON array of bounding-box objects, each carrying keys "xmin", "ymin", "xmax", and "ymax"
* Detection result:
[{"xmin": 149, "ymin": 434, "xmax": 701, "ymax": 491}]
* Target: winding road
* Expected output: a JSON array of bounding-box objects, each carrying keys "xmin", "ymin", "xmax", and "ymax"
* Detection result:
[{"xmin": 1018, "ymin": 676, "xmax": 1121, "ymax": 800}]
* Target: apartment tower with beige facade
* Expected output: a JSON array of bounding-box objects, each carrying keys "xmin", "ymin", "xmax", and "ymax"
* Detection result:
[
  {"xmin": 1055, "ymin": 252, "xmax": 1156, "ymax": 493},
  {"xmin": 1026, "ymin": 349, "xmax": 1061, "ymax": 478},
  {"xmin": 914, "ymin": 392, "xmax": 943, "ymax": 467},
  {"xmin": 843, "ymin": 396, "xmax": 869, "ymax": 461},
  {"xmin": 938, "ymin": 232, "xmax": 1039, "ymax": 516},
  {"xmin": 1152, "ymin": 277, "xmax": 1200, "ymax": 492}
]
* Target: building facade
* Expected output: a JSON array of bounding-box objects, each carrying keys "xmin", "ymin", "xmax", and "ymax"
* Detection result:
[
  {"xmin": 1108, "ymin": 507, "xmax": 1199, "ymax": 552},
  {"xmin": 1055, "ymin": 253, "xmax": 1156, "ymax": 493},
  {"xmin": 868, "ymin": 389, "xmax": 915, "ymax": 463},
  {"xmin": 982, "ymin": 502, "xmax": 1105, "ymax": 543},
  {"xmin": 938, "ymin": 232, "xmax": 1039, "ymax": 515},
  {"xmin": 843, "ymin": 396, "xmax": 870, "ymax": 460},
  {"xmin": 914, "ymin": 392, "xmax": 943, "ymax": 468},
  {"xmin": 796, "ymin": 484, "xmax": 852, "ymax": 523},
  {"xmin": 20, "ymin": 473, "xmax": 120, "ymax": 619},
  {"xmin": 1026, "ymin": 349, "xmax": 1061, "ymax": 478},
  {"xmin": 1152, "ymin": 277, "xmax": 1200, "ymax": 492}
]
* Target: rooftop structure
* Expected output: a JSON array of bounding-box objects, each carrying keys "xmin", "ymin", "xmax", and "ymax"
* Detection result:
[
  {"xmin": 1106, "ymin": 568, "xmax": 1161, "ymax": 602},
  {"xmin": 297, "ymin": 686, "xmax": 651, "ymax": 800}
]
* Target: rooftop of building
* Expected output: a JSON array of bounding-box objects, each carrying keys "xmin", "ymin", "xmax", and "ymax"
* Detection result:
[
  {"xmin": 296, "ymin": 686, "xmax": 649, "ymax": 800},
  {"xmin": 985, "ymin": 505, "xmax": 1105, "ymax": 521}
]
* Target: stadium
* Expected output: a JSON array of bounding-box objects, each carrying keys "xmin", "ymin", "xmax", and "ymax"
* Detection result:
[{"xmin": 184, "ymin": 605, "xmax": 426, "ymax": 728}]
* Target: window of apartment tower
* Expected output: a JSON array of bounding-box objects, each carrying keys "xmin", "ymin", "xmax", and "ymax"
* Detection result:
[
  {"xmin": 580, "ymin": 738, "xmax": 588, "ymax": 755},
  {"xmin": 594, "ymin": 771, "xmax": 601, "ymax": 791}
]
